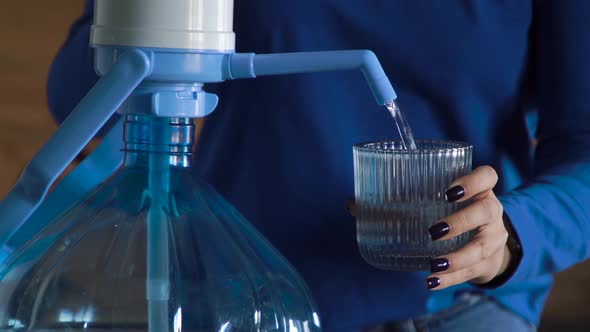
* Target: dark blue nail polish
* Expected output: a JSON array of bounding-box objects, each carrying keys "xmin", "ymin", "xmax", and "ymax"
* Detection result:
[
  {"xmin": 430, "ymin": 258, "xmax": 450, "ymax": 273},
  {"xmin": 428, "ymin": 222, "xmax": 450, "ymax": 240},
  {"xmin": 427, "ymin": 277, "xmax": 440, "ymax": 289},
  {"xmin": 446, "ymin": 186, "xmax": 465, "ymax": 202}
]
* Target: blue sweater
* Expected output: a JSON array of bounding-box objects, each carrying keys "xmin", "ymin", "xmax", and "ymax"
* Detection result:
[{"xmin": 47, "ymin": 1, "xmax": 590, "ymax": 331}]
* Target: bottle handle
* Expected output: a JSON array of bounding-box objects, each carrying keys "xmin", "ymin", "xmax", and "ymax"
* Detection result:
[
  {"xmin": 0, "ymin": 50, "xmax": 152, "ymax": 247},
  {"xmin": 1, "ymin": 119, "xmax": 125, "ymax": 262}
]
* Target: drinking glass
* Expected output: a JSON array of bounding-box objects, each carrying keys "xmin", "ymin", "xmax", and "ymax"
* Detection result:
[{"xmin": 353, "ymin": 140, "xmax": 473, "ymax": 271}]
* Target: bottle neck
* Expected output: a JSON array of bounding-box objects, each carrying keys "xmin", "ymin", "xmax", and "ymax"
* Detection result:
[{"xmin": 123, "ymin": 114, "xmax": 194, "ymax": 168}]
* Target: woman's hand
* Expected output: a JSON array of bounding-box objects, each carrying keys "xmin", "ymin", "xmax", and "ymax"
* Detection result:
[{"xmin": 426, "ymin": 166, "xmax": 511, "ymax": 290}]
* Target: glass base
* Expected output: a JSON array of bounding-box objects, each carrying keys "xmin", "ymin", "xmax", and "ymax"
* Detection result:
[{"xmin": 361, "ymin": 254, "xmax": 432, "ymax": 271}]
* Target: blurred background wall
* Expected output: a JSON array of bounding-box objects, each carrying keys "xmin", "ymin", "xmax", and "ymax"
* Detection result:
[{"xmin": 0, "ymin": 2, "xmax": 588, "ymax": 331}]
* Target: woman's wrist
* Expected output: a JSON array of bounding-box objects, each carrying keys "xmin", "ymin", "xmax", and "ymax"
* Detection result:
[{"xmin": 476, "ymin": 213, "xmax": 523, "ymax": 288}]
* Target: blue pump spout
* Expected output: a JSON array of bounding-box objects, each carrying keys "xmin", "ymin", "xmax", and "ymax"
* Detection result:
[{"xmin": 229, "ymin": 51, "xmax": 397, "ymax": 105}]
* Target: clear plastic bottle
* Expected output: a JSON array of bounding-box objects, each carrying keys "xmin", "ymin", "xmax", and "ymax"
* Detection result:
[{"xmin": 0, "ymin": 114, "xmax": 321, "ymax": 331}]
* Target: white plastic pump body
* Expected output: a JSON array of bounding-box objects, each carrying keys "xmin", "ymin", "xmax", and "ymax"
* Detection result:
[{"xmin": 91, "ymin": 0, "xmax": 235, "ymax": 51}]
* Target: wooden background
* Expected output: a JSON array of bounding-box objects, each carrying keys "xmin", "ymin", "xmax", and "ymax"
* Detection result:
[{"xmin": 0, "ymin": 1, "xmax": 588, "ymax": 330}]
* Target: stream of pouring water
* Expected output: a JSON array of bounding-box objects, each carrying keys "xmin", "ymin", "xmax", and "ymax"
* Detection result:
[{"xmin": 386, "ymin": 100, "xmax": 417, "ymax": 150}]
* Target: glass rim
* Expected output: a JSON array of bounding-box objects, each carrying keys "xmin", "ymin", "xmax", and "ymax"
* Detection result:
[{"xmin": 353, "ymin": 140, "xmax": 473, "ymax": 154}]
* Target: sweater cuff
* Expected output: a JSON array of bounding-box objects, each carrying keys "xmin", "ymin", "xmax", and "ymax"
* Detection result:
[{"xmin": 492, "ymin": 193, "xmax": 542, "ymax": 287}]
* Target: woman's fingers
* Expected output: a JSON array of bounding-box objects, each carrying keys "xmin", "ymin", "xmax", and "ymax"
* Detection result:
[
  {"xmin": 426, "ymin": 247, "xmax": 507, "ymax": 290},
  {"xmin": 428, "ymin": 191, "xmax": 503, "ymax": 241},
  {"xmin": 425, "ymin": 182, "xmax": 511, "ymax": 290},
  {"xmin": 430, "ymin": 227, "xmax": 508, "ymax": 274},
  {"xmin": 445, "ymin": 166, "xmax": 499, "ymax": 203}
]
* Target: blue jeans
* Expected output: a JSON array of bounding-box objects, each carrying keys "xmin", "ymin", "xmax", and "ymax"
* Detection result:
[{"xmin": 364, "ymin": 293, "xmax": 536, "ymax": 332}]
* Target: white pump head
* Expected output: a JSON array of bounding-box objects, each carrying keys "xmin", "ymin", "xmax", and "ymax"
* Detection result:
[{"xmin": 91, "ymin": 0, "xmax": 235, "ymax": 51}]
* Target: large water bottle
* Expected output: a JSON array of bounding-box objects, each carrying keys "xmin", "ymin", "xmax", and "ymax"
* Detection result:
[{"xmin": 0, "ymin": 114, "xmax": 321, "ymax": 331}]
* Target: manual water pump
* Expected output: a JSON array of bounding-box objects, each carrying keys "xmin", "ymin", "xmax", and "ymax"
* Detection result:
[{"xmin": 0, "ymin": 0, "xmax": 397, "ymax": 331}]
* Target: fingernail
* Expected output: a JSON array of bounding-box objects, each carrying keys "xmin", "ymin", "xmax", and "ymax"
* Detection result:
[
  {"xmin": 428, "ymin": 222, "xmax": 450, "ymax": 240},
  {"xmin": 446, "ymin": 186, "xmax": 465, "ymax": 203},
  {"xmin": 430, "ymin": 258, "xmax": 450, "ymax": 273},
  {"xmin": 426, "ymin": 277, "xmax": 440, "ymax": 289}
]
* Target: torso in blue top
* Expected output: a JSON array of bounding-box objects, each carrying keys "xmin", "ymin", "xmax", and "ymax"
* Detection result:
[
  {"xmin": 47, "ymin": 1, "xmax": 590, "ymax": 331},
  {"xmin": 196, "ymin": 1, "xmax": 533, "ymax": 330}
]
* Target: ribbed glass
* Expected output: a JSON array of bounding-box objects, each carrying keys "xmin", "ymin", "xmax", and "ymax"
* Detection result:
[
  {"xmin": 353, "ymin": 140, "xmax": 473, "ymax": 271},
  {"xmin": 0, "ymin": 114, "xmax": 321, "ymax": 331}
]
